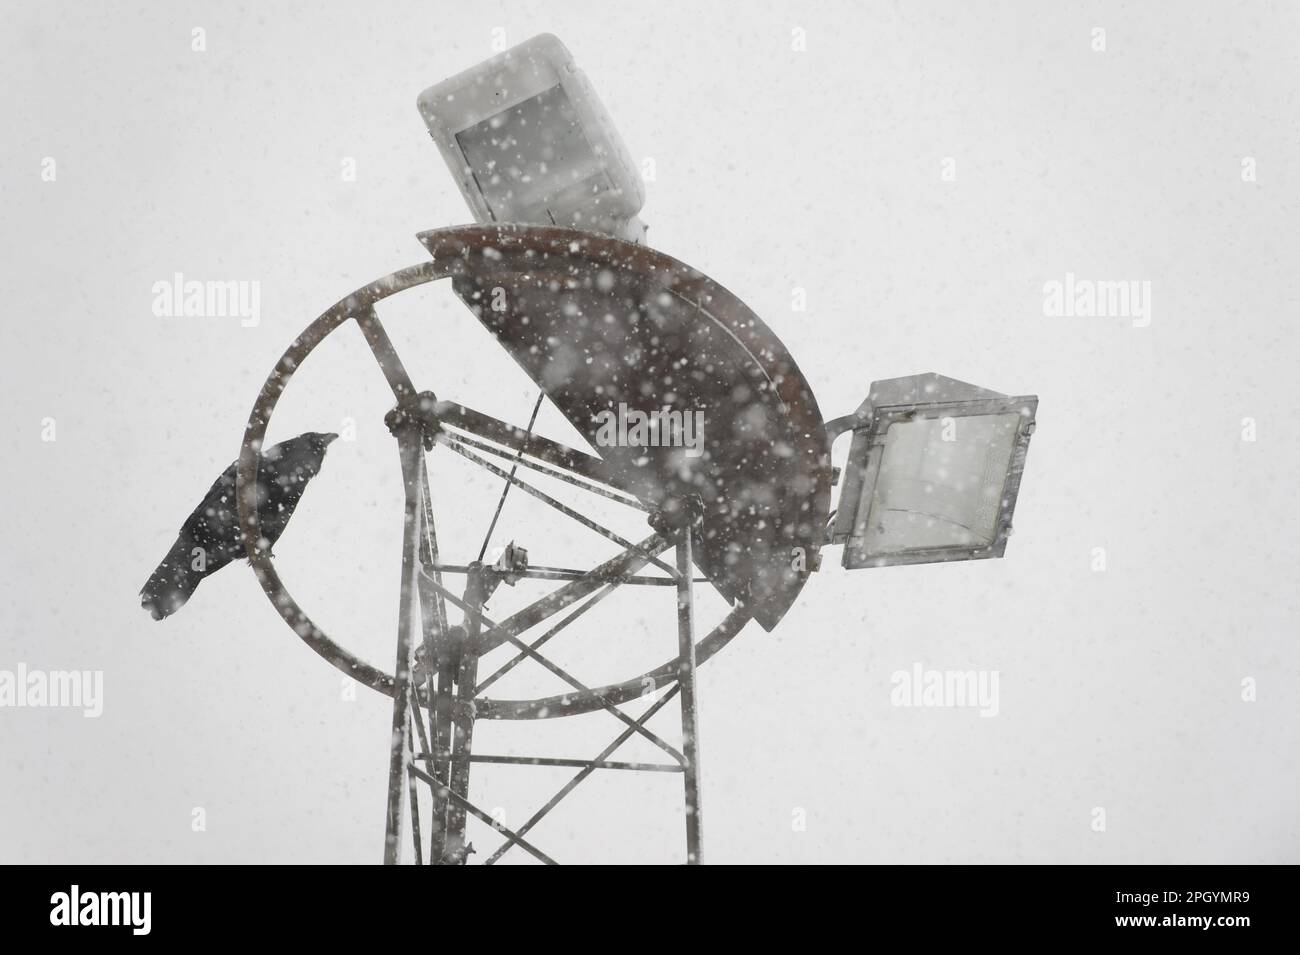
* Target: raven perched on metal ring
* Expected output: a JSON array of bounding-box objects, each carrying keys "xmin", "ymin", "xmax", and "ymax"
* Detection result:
[{"xmin": 140, "ymin": 432, "xmax": 338, "ymax": 620}]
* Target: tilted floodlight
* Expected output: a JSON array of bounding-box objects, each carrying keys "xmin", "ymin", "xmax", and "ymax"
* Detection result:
[
  {"xmin": 417, "ymin": 33, "xmax": 647, "ymax": 242},
  {"xmin": 827, "ymin": 374, "xmax": 1037, "ymax": 569}
]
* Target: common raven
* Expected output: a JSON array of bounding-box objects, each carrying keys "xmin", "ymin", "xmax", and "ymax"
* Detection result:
[{"xmin": 140, "ymin": 432, "xmax": 338, "ymax": 620}]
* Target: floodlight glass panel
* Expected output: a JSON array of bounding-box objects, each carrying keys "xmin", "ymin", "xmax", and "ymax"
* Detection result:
[
  {"xmin": 454, "ymin": 84, "xmax": 613, "ymax": 224},
  {"xmin": 860, "ymin": 412, "xmax": 1022, "ymax": 555}
]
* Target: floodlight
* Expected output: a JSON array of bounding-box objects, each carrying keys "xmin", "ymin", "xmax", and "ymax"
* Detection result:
[
  {"xmin": 829, "ymin": 374, "xmax": 1037, "ymax": 569},
  {"xmin": 417, "ymin": 33, "xmax": 647, "ymax": 242}
]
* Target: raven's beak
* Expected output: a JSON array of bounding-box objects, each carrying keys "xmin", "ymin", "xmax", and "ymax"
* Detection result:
[{"xmin": 323, "ymin": 432, "xmax": 339, "ymax": 446}]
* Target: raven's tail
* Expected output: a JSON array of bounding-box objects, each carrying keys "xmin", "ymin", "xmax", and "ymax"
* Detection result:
[{"xmin": 140, "ymin": 540, "xmax": 200, "ymax": 620}]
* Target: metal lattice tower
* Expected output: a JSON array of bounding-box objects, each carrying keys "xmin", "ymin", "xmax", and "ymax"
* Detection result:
[{"xmin": 236, "ymin": 225, "xmax": 833, "ymax": 864}]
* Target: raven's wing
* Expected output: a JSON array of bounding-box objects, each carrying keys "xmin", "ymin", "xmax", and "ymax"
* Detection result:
[
  {"xmin": 140, "ymin": 460, "xmax": 242, "ymax": 620},
  {"xmin": 140, "ymin": 436, "xmax": 324, "ymax": 620}
]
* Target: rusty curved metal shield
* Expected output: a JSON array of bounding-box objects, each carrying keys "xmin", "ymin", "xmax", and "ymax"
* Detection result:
[{"xmin": 419, "ymin": 225, "xmax": 832, "ymax": 631}]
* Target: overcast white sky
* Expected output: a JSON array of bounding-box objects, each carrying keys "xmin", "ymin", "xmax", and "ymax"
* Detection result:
[{"xmin": 2, "ymin": 0, "xmax": 1298, "ymax": 863}]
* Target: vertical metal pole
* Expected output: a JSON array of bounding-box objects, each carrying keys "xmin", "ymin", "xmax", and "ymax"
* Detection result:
[
  {"xmin": 429, "ymin": 664, "xmax": 455, "ymax": 861},
  {"xmin": 416, "ymin": 460, "xmax": 450, "ymax": 862},
  {"xmin": 442, "ymin": 564, "xmax": 485, "ymax": 864},
  {"xmin": 675, "ymin": 527, "xmax": 704, "ymax": 864},
  {"xmin": 383, "ymin": 427, "xmax": 425, "ymax": 864},
  {"xmin": 406, "ymin": 716, "xmax": 424, "ymax": 866}
]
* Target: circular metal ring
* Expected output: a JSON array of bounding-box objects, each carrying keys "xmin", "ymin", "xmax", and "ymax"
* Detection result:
[{"xmin": 235, "ymin": 225, "xmax": 831, "ymax": 719}]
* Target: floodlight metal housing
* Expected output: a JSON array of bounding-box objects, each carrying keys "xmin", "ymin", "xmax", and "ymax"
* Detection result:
[
  {"xmin": 828, "ymin": 373, "xmax": 1037, "ymax": 569},
  {"xmin": 417, "ymin": 33, "xmax": 647, "ymax": 242}
]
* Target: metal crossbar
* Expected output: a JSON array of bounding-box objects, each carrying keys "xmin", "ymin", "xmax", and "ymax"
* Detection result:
[
  {"xmin": 433, "ymin": 562, "xmax": 703, "ymax": 587},
  {"xmin": 421, "ymin": 532, "xmax": 672, "ymax": 657},
  {"xmin": 439, "ymin": 434, "xmax": 679, "ymax": 579},
  {"xmin": 443, "ymin": 427, "xmax": 649, "ymax": 512},
  {"xmin": 483, "ymin": 686, "xmax": 682, "ymax": 865},
  {"xmin": 408, "ymin": 764, "xmax": 558, "ymax": 865},
  {"xmin": 416, "ymin": 572, "xmax": 687, "ymax": 766},
  {"xmin": 474, "ymin": 583, "xmax": 618, "ymax": 695},
  {"xmin": 413, "ymin": 752, "xmax": 682, "ymax": 773}
]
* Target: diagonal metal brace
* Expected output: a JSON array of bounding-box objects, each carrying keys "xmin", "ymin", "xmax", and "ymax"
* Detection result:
[{"xmin": 408, "ymin": 764, "xmax": 558, "ymax": 865}]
